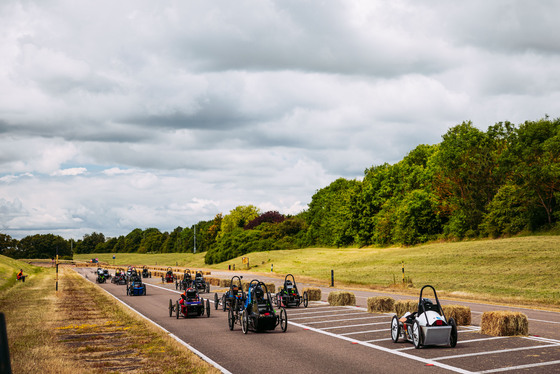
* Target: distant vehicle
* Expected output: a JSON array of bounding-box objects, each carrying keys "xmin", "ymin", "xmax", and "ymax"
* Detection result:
[{"xmin": 275, "ymin": 274, "xmax": 308, "ymax": 308}]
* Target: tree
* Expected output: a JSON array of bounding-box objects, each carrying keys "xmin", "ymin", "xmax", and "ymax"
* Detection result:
[
  {"xmin": 75, "ymin": 232, "xmax": 105, "ymax": 254},
  {"xmin": 219, "ymin": 205, "xmax": 260, "ymax": 238},
  {"xmin": 17, "ymin": 234, "xmax": 71, "ymax": 259},
  {"xmin": 124, "ymin": 228, "xmax": 143, "ymax": 253},
  {"xmin": 507, "ymin": 117, "xmax": 560, "ymax": 225},
  {"xmin": 244, "ymin": 211, "xmax": 285, "ymax": 230}
]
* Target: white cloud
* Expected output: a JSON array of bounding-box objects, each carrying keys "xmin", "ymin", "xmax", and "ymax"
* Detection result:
[{"xmin": 0, "ymin": 0, "xmax": 559, "ymax": 239}]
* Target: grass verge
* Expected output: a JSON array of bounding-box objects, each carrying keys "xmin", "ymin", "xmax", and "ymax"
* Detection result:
[{"xmin": 0, "ymin": 260, "xmax": 219, "ymax": 374}]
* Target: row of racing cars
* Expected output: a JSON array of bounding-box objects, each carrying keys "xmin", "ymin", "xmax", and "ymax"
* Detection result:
[{"xmin": 95, "ymin": 266, "xmax": 459, "ymax": 347}]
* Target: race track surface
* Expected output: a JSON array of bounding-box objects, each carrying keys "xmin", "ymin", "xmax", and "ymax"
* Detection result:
[{"xmin": 76, "ymin": 268, "xmax": 560, "ymax": 373}]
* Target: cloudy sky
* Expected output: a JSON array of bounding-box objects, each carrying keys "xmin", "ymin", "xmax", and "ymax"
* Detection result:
[{"xmin": 1, "ymin": 1, "xmax": 559, "ymax": 240}]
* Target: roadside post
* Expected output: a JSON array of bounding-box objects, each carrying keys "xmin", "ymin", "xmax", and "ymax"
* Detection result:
[
  {"xmin": 402, "ymin": 261, "xmax": 405, "ymax": 284},
  {"xmin": 331, "ymin": 269, "xmax": 334, "ymax": 287},
  {"xmin": 0, "ymin": 313, "xmax": 12, "ymax": 374},
  {"xmin": 55, "ymin": 247, "xmax": 59, "ymax": 292}
]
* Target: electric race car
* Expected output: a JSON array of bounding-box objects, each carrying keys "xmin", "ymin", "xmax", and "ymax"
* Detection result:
[
  {"xmin": 162, "ymin": 267, "xmax": 175, "ymax": 283},
  {"xmin": 112, "ymin": 268, "xmax": 127, "ymax": 285},
  {"xmin": 235, "ymin": 280, "xmax": 287, "ymax": 334},
  {"xmin": 176, "ymin": 269, "xmax": 192, "ymax": 290},
  {"xmin": 215, "ymin": 275, "xmax": 245, "ymax": 311},
  {"xmin": 193, "ymin": 271, "xmax": 210, "ymax": 293},
  {"xmin": 275, "ymin": 274, "xmax": 308, "ymax": 308},
  {"xmin": 169, "ymin": 287, "xmax": 210, "ymax": 319},
  {"xmin": 141, "ymin": 265, "xmax": 152, "ymax": 278},
  {"xmin": 127, "ymin": 276, "xmax": 147, "ymax": 296},
  {"xmin": 391, "ymin": 285, "xmax": 458, "ymax": 349}
]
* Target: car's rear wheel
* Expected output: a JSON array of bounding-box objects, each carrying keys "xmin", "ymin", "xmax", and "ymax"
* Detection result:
[
  {"xmin": 449, "ymin": 318, "xmax": 458, "ymax": 348},
  {"xmin": 391, "ymin": 315, "xmax": 400, "ymax": 343},
  {"xmin": 280, "ymin": 308, "xmax": 288, "ymax": 332},
  {"xmin": 169, "ymin": 299, "xmax": 173, "ymax": 317},
  {"xmin": 412, "ymin": 320, "xmax": 422, "ymax": 349},
  {"xmin": 228, "ymin": 308, "xmax": 234, "ymax": 330},
  {"xmin": 241, "ymin": 310, "xmax": 248, "ymax": 334},
  {"xmin": 303, "ymin": 291, "xmax": 309, "ymax": 308},
  {"xmin": 222, "ymin": 295, "xmax": 227, "ymax": 311},
  {"xmin": 206, "ymin": 299, "xmax": 210, "ymax": 317}
]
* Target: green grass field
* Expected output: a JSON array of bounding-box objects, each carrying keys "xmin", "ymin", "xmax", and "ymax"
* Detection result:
[{"xmin": 76, "ymin": 236, "xmax": 560, "ymax": 308}]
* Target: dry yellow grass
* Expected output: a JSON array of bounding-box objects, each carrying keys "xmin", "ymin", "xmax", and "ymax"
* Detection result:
[
  {"xmin": 327, "ymin": 291, "xmax": 355, "ymax": 306},
  {"xmin": 480, "ymin": 311, "xmax": 529, "ymax": 336},
  {"xmin": 367, "ymin": 296, "xmax": 395, "ymax": 313}
]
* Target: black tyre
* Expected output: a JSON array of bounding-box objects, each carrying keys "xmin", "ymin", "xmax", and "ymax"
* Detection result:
[
  {"xmin": 280, "ymin": 308, "xmax": 288, "ymax": 332},
  {"xmin": 206, "ymin": 299, "xmax": 210, "ymax": 317},
  {"xmin": 241, "ymin": 310, "xmax": 248, "ymax": 334},
  {"xmin": 201, "ymin": 298, "xmax": 205, "ymax": 317},
  {"xmin": 449, "ymin": 318, "xmax": 458, "ymax": 348},
  {"xmin": 303, "ymin": 291, "xmax": 309, "ymax": 308},
  {"xmin": 391, "ymin": 315, "xmax": 400, "ymax": 343},
  {"xmin": 412, "ymin": 320, "xmax": 422, "ymax": 349},
  {"xmin": 228, "ymin": 308, "xmax": 234, "ymax": 330},
  {"xmin": 176, "ymin": 301, "xmax": 180, "ymax": 319},
  {"xmin": 214, "ymin": 293, "xmax": 219, "ymax": 310},
  {"xmin": 222, "ymin": 295, "xmax": 226, "ymax": 312},
  {"xmin": 169, "ymin": 299, "xmax": 173, "ymax": 317}
]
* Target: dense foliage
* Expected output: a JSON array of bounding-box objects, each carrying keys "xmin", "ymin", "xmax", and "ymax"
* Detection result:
[{"xmin": 1, "ymin": 117, "xmax": 558, "ymax": 262}]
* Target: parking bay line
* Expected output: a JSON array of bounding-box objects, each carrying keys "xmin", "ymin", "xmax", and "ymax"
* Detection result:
[
  {"xmin": 289, "ymin": 320, "xmax": 474, "ymax": 374},
  {"xmin": 320, "ymin": 321, "xmax": 394, "ymax": 330},
  {"xmin": 340, "ymin": 328, "xmax": 387, "ymax": 336},
  {"xmin": 304, "ymin": 315, "xmax": 388, "ymax": 325},
  {"xmin": 478, "ymin": 359, "xmax": 560, "ymax": 373},
  {"xmin": 431, "ymin": 343, "xmax": 560, "ymax": 361},
  {"xmin": 289, "ymin": 311, "xmax": 367, "ymax": 320},
  {"xmin": 395, "ymin": 336, "xmax": 508, "ymax": 351}
]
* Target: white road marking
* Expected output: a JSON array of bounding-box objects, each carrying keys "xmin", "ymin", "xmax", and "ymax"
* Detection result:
[
  {"xmin": 478, "ymin": 360, "xmax": 560, "ymax": 373},
  {"xmin": 339, "ymin": 329, "xmax": 387, "ymax": 336},
  {"xmin": 289, "ymin": 311, "xmax": 365, "ymax": 319},
  {"xmin": 320, "ymin": 321, "xmax": 392, "ymax": 330},
  {"xmin": 433, "ymin": 343, "xmax": 560, "ymax": 361},
  {"xmin": 76, "ymin": 270, "xmax": 232, "ymax": 374},
  {"xmin": 289, "ymin": 320, "xmax": 474, "ymax": 374},
  {"xmin": 305, "ymin": 315, "xmax": 387, "ymax": 325}
]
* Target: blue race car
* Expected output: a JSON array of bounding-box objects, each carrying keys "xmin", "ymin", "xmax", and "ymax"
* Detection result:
[{"xmin": 127, "ymin": 276, "xmax": 146, "ymax": 296}]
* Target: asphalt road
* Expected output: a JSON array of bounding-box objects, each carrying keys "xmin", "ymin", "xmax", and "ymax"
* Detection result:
[{"xmin": 76, "ymin": 268, "xmax": 560, "ymax": 373}]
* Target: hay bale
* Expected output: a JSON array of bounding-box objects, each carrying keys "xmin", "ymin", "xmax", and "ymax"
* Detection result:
[
  {"xmin": 328, "ymin": 291, "xmax": 356, "ymax": 306},
  {"xmin": 219, "ymin": 278, "xmax": 231, "ymax": 288},
  {"xmin": 303, "ymin": 287, "xmax": 322, "ymax": 301},
  {"xmin": 367, "ymin": 296, "xmax": 395, "ymax": 313},
  {"xmin": 480, "ymin": 311, "xmax": 528, "ymax": 336},
  {"xmin": 442, "ymin": 305, "xmax": 471, "ymax": 326},
  {"xmin": 395, "ymin": 300, "xmax": 417, "ymax": 316}
]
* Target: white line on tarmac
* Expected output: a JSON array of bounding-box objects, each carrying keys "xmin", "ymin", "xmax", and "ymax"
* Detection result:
[
  {"xmin": 395, "ymin": 336, "xmax": 508, "ymax": 351},
  {"xmin": 77, "ymin": 270, "xmax": 231, "ymax": 374},
  {"xmin": 478, "ymin": 360, "xmax": 560, "ymax": 373},
  {"xmin": 320, "ymin": 321, "xmax": 391, "ymax": 330},
  {"xmin": 339, "ymin": 329, "xmax": 387, "ymax": 336},
  {"xmin": 305, "ymin": 315, "xmax": 387, "ymax": 325},
  {"xmin": 289, "ymin": 310, "xmax": 364, "ymax": 319},
  {"xmin": 432, "ymin": 343, "xmax": 560, "ymax": 361},
  {"xmin": 288, "ymin": 320, "xmax": 474, "ymax": 374}
]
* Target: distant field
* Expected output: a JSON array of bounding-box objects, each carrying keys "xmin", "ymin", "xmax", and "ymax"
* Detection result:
[{"xmin": 77, "ymin": 236, "xmax": 560, "ymax": 308}]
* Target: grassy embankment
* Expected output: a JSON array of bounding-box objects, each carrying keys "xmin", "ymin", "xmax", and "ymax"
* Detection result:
[
  {"xmin": 0, "ymin": 255, "xmax": 218, "ymax": 373},
  {"xmin": 78, "ymin": 236, "xmax": 560, "ymax": 308}
]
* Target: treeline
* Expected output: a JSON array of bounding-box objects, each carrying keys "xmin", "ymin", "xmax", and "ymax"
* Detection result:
[{"xmin": 1, "ymin": 117, "xmax": 558, "ymax": 263}]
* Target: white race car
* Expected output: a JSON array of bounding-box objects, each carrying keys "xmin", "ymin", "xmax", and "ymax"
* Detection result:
[{"xmin": 391, "ymin": 285, "xmax": 458, "ymax": 349}]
